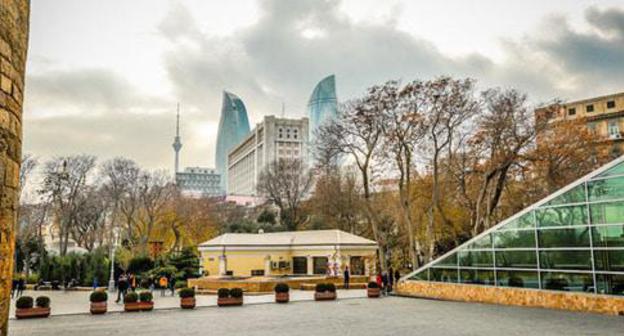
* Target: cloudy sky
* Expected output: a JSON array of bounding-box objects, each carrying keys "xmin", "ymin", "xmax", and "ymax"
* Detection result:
[{"xmin": 24, "ymin": 0, "xmax": 624, "ymax": 171}]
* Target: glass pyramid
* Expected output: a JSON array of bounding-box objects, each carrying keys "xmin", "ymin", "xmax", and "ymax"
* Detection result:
[{"xmin": 404, "ymin": 156, "xmax": 624, "ymax": 296}]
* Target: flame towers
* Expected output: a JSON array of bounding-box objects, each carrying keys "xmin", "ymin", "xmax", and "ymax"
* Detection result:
[
  {"xmin": 307, "ymin": 74, "xmax": 338, "ymax": 142},
  {"xmin": 215, "ymin": 91, "xmax": 251, "ymax": 193}
]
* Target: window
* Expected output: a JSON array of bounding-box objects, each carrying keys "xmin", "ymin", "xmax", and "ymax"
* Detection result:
[
  {"xmin": 568, "ymin": 108, "xmax": 576, "ymax": 116},
  {"xmin": 313, "ymin": 257, "xmax": 328, "ymax": 275},
  {"xmin": 608, "ymin": 120, "xmax": 620, "ymax": 139},
  {"xmin": 607, "ymin": 101, "xmax": 616, "ymax": 109},
  {"xmin": 586, "ymin": 104, "xmax": 595, "ymax": 113},
  {"xmin": 251, "ymin": 270, "xmax": 265, "ymax": 276}
]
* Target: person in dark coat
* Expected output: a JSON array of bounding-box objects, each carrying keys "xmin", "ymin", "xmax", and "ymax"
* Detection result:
[
  {"xmin": 116, "ymin": 273, "xmax": 128, "ymax": 303},
  {"xmin": 388, "ymin": 266, "xmax": 394, "ymax": 292},
  {"xmin": 16, "ymin": 277, "xmax": 25, "ymax": 298},
  {"xmin": 343, "ymin": 266, "xmax": 350, "ymax": 289},
  {"xmin": 395, "ymin": 270, "xmax": 401, "ymax": 284},
  {"xmin": 11, "ymin": 278, "xmax": 18, "ymax": 298},
  {"xmin": 381, "ymin": 271, "xmax": 389, "ymax": 296}
]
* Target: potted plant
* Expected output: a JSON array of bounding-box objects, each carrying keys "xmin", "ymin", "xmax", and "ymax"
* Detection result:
[
  {"xmin": 139, "ymin": 291, "xmax": 154, "ymax": 311},
  {"xmin": 217, "ymin": 288, "xmax": 243, "ymax": 307},
  {"xmin": 15, "ymin": 296, "xmax": 51, "ymax": 319},
  {"xmin": 89, "ymin": 291, "xmax": 108, "ymax": 314},
  {"xmin": 367, "ymin": 281, "xmax": 380, "ymax": 298},
  {"xmin": 179, "ymin": 287, "xmax": 196, "ymax": 309},
  {"xmin": 123, "ymin": 292, "xmax": 141, "ymax": 312},
  {"xmin": 314, "ymin": 283, "xmax": 336, "ymax": 301},
  {"xmin": 274, "ymin": 283, "xmax": 290, "ymax": 303}
]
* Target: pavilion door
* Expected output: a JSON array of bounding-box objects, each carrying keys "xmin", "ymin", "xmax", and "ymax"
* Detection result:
[
  {"xmin": 293, "ymin": 257, "xmax": 307, "ymax": 274},
  {"xmin": 350, "ymin": 256, "xmax": 364, "ymax": 275}
]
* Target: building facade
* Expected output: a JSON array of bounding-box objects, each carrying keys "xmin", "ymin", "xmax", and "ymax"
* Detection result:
[
  {"xmin": 307, "ymin": 74, "xmax": 337, "ymax": 146},
  {"xmin": 227, "ymin": 115, "xmax": 309, "ymax": 196},
  {"xmin": 400, "ymin": 155, "xmax": 624, "ymax": 312},
  {"xmin": 175, "ymin": 167, "xmax": 222, "ymax": 197},
  {"xmin": 536, "ymin": 92, "xmax": 624, "ymax": 155},
  {"xmin": 215, "ymin": 91, "xmax": 251, "ymax": 193},
  {"xmin": 198, "ymin": 230, "xmax": 377, "ymax": 277}
]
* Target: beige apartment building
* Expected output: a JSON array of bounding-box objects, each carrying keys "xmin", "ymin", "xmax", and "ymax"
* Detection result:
[{"xmin": 535, "ymin": 92, "xmax": 624, "ymax": 154}]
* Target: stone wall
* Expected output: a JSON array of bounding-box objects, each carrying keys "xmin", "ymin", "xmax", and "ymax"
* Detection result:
[
  {"xmin": 0, "ymin": 1, "xmax": 29, "ymax": 334},
  {"xmin": 396, "ymin": 280, "xmax": 624, "ymax": 316}
]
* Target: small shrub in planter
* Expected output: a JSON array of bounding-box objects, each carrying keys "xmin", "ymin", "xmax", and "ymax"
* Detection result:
[
  {"xmin": 123, "ymin": 292, "xmax": 141, "ymax": 312},
  {"xmin": 179, "ymin": 288, "xmax": 196, "ymax": 309},
  {"xmin": 367, "ymin": 281, "xmax": 380, "ymax": 298},
  {"xmin": 90, "ymin": 291, "xmax": 108, "ymax": 314},
  {"xmin": 16, "ymin": 296, "xmax": 50, "ymax": 319},
  {"xmin": 274, "ymin": 283, "xmax": 290, "ymax": 303},
  {"xmin": 314, "ymin": 283, "xmax": 337, "ymax": 301},
  {"xmin": 217, "ymin": 288, "xmax": 243, "ymax": 307},
  {"xmin": 139, "ymin": 291, "xmax": 154, "ymax": 311}
]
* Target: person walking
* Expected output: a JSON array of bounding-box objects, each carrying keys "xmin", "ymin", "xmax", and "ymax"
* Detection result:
[
  {"xmin": 11, "ymin": 278, "xmax": 18, "ymax": 298},
  {"xmin": 381, "ymin": 271, "xmax": 389, "ymax": 296},
  {"xmin": 343, "ymin": 266, "xmax": 350, "ymax": 289},
  {"xmin": 92, "ymin": 276, "xmax": 99, "ymax": 291},
  {"xmin": 169, "ymin": 275, "xmax": 176, "ymax": 296},
  {"xmin": 16, "ymin": 277, "xmax": 25, "ymax": 298},
  {"xmin": 116, "ymin": 273, "xmax": 128, "ymax": 303},
  {"xmin": 376, "ymin": 272, "xmax": 383, "ymax": 290},
  {"xmin": 394, "ymin": 269, "xmax": 401, "ymax": 285},
  {"xmin": 159, "ymin": 275, "xmax": 168, "ymax": 297},
  {"xmin": 388, "ymin": 266, "xmax": 394, "ymax": 292}
]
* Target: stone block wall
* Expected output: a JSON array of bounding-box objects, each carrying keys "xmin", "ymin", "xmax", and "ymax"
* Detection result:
[
  {"xmin": 396, "ymin": 280, "xmax": 624, "ymax": 316},
  {"xmin": 0, "ymin": 0, "xmax": 29, "ymax": 334}
]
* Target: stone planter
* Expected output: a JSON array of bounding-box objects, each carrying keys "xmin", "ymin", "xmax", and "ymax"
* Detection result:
[
  {"xmin": 140, "ymin": 301, "xmax": 154, "ymax": 311},
  {"xmin": 124, "ymin": 302, "xmax": 142, "ymax": 312},
  {"xmin": 180, "ymin": 297, "xmax": 196, "ymax": 309},
  {"xmin": 275, "ymin": 292, "xmax": 289, "ymax": 303},
  {"xmin": 90, "ymin": 302, "xmax": 107, "ymax": 314},
  {"xmin": 367, "ymin": 287, "xmax": 380, "ymax": 298},
  {"xmin": 217, "ymin": 297, "xmax": 243, "ymax": 307},
  {"xmin": 314, "ymin": 292, "xmax": 337, "ymax": 301},
  {"xmin": 15, "ymin": 307, "xmax": 51, "ymax": 319}
]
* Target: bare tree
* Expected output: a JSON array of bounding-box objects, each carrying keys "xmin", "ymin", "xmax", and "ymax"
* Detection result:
[
  {"xmin": 100, "ymin": 158, "xmax": 140, "ymax": 245},
  {"xmin": 40, "ymin": 155, "xmax": 96, "ymax": 256},
  {"xmin": 256, "ymin": 158, "xmax": 314, "ymax": 231},
  {"xmin": 135, "ymin": 170, "xmax": 173, "ymax": 253},
  {"xmin": 71, "ymin": 186, "xmax": 107, "ymax": 251}
]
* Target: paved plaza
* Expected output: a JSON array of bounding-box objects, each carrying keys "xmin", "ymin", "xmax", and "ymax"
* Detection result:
[{"xmin": 9, "ymin": 296, "xmax": 624, "ymax": 336}]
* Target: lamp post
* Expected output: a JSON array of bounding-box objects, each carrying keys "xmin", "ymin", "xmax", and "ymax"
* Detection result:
[{"xmin": 108, "ymin": 227, "xmax": 120, "ymax": 292}]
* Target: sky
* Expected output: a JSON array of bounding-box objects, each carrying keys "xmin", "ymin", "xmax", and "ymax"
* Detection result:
[{"xmin": 24, "ymin": 0, "xmax": 624, "ymax": 172}]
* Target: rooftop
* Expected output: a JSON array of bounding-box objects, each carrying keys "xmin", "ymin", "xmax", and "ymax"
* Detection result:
[{"xmin": 199, "ymin": 229, "xmax": 377, "ymax": 248}]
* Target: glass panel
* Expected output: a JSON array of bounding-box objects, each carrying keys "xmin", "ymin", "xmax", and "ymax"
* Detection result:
[
  {"xmin": 493, "ymin": 230, "xmax": 536, "ymax": 248},
  {"xmin": 541, "ymin": 272, "xmax": 594, "ymax": 293},
  {"xmin": 538, "ymin": 227, "xmax": 590, "ymax": 248},
  {"xmin": 466, "ymin": 234, "xmax": 491, "ymax": 249},
  {"xmin": 496, "ymin": 271, "xmax": 540, "ymax": 289},
  {"xmin": 539, "ymin": 250, "xmax": 592, "ymax": 270},
  {"xmin": 433, "ymin": 252, "xmax": 457, "ymax": 267},
  {"xmin": 596, "ymin": 274, "xmax": 624, "ymax": 296},
  {"xmin": 544, "ymin": 184, "xmax": 586, "ymax": 206},
  {"xmin": 592, "ymin": 225, "xmax": 624, "ymax": 248},
  {"xmin": 430, "ymin": 267, "xmax": 457, "ymax": 283},
  {"xmin": 459, "ymin": 269, "xmax": 495, "ymax": 285},
  {"xmin": 590, "ymin": 201, "xmax": 624, "ymax": 225},
  {"xmin": 458, "ymin": 251, "xmax": 493, "ymax": 267},
  {"xmin": 409, "ymin": 269, "xmax": 428, "ymax": 281},
  {"xmin": 588, "ymin": 176, "xmax": 624, "ymax": 201},
  {"xmin": 495, "ymin": 251, "xmax": 537, "ymax": 269},
  {"xmin": 536, "ymin": 205, "xmax": 588, "ymax": 227},
  {"xmin": 499, "ymin": 213, "xmax": 535, "ymax": 230},
  {"xmin": 594, "ymin": 250, "xmax": 624, "ymax": 272},
  {"xmin": 595, "ymin": 161, "xmax": 624, "ymax": 178}
]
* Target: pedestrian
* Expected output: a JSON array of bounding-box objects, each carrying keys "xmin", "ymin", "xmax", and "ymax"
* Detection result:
[
  {"xmin": 381, "ymin": 271, "xmax": 389, "ymax": 296},
  {"xmin": 149, "ymin": 276, "xmax": 155, "ymax": 292},
  {"xmin": 16, "ymin": 277, "xmax": 25, "ymax": 298},
  {"xmin": 394, "ymin": 269, "xmax": 401, "ymax": 284},
  {"xmin": 11, "ymin": 278, "xmax": 18, "ymax": 298},
  {"xmin": 169, "ymin": 275, "xmax": 176, "ymax": 296},
  {"xmin": 388, "ymin": 266, "xmax": 394, "ymax": 292},
  {"xmin": 159, "ymin": 275, "xmax": 168, "ymax": 297},
  {"xmin": 376, "ymin": 271, "xmax": 383, "ymax": 289},
  {"xmin": 92, "ymin": 277, "xmax": 98, "ymax": 291},
  {"xmin": 116, "ymin": 273, "xmax": 128, "ymax": 303},
  {"xmin": 343, "ymin": 266, "xmax": 350, "ymax": 289}
]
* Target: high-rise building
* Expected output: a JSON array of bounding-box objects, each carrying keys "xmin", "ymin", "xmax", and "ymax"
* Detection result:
[
  {"xmin": 215, "ymin": 91, "xmax": 251, "ymax": 193},
  {"xmin": 535, "ymin": 92, "xmax": 624, "ymax": 156},
  {"xmin": 172, "ymin": 104, "xmax": 182, "ymax": 174},
  {"xmin": 175, "ymin": 167, "xmax": 222, "ymax": 198},
  {"xmin": 307, "ymin": 75, "xmax": 338, "ymax": 144},
  {"xmin": 227, "ymin": 115, "xmax": 309, "ymax": 196}
]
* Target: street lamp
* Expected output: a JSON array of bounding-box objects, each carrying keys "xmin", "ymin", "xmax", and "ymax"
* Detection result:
[{"xmin": 108, "ymin": 227, "xmax": 120, "ymax": 292}]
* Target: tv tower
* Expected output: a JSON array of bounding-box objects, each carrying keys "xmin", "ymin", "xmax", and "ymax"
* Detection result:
[{"xmin": 172, "ymin": 103, "xmax": 182, "ymax": 174}]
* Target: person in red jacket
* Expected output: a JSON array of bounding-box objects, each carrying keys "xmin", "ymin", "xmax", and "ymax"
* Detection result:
[{"xmin": 376, "ymin": 272, "xmax": 383, "ymax": 289}]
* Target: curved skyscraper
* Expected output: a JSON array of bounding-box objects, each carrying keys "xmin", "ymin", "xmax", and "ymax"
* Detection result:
[
  {"xmin": 307, "ymin": 74, "xmax": 337, "ymax": 142},
  {"xmin": 215, "ymin": 91, "xmax": 251, "ymax": 193}
]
